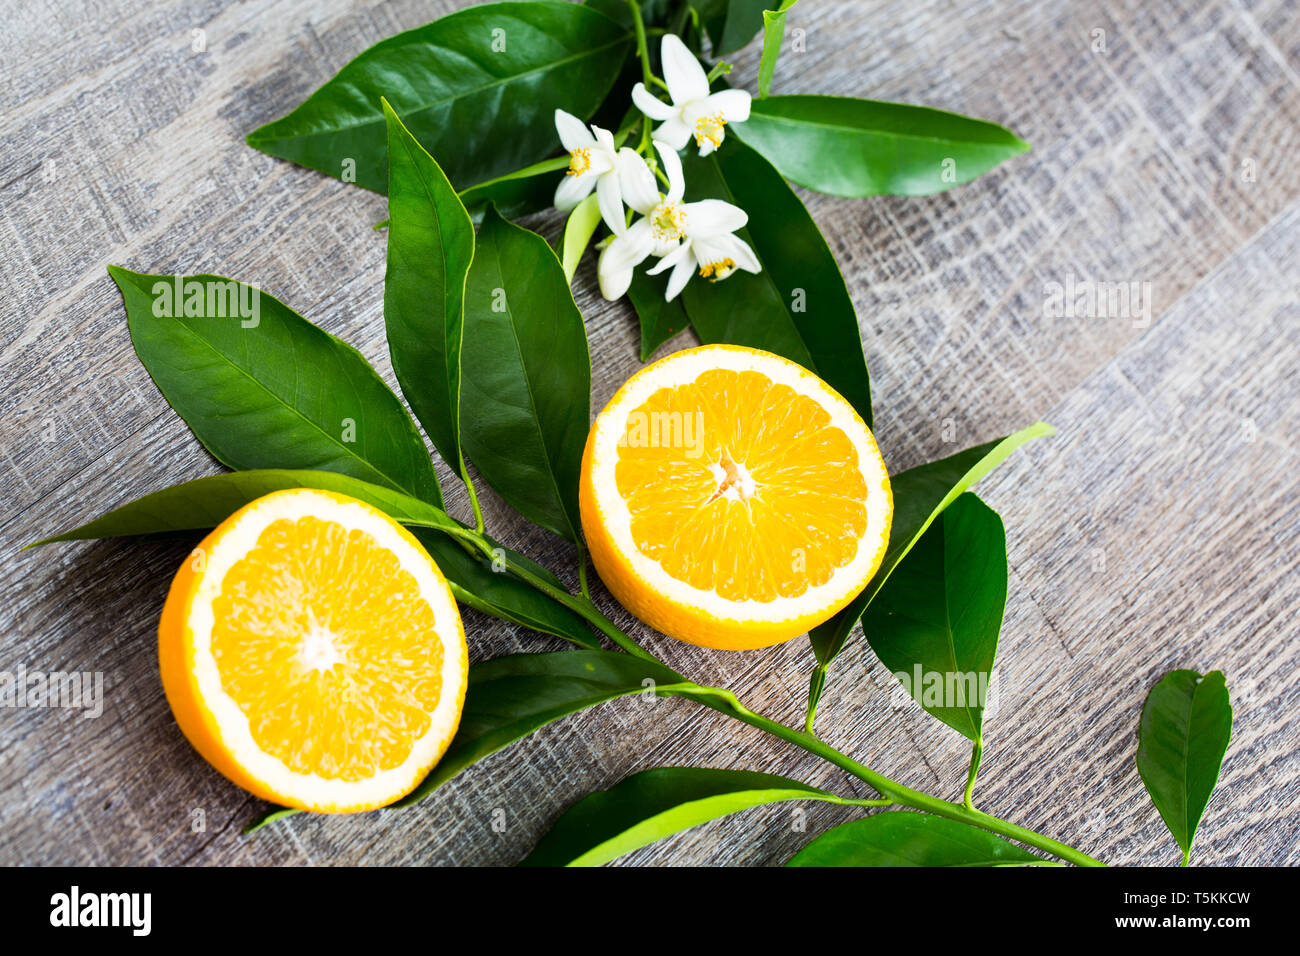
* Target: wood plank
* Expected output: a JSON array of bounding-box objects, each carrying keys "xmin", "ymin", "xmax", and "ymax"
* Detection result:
[{"xmin": 1, "ymin": 0, "xmax": 1297, "ymax": 865}]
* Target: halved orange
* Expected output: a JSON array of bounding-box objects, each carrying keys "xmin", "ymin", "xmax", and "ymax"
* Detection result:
[
  {"xmin": 580, "ymin": 344, "xmax": 892, "ymax": 650},
  {"xmin": 158, "ymin": 488, "xmax": 468, "ymax": 812}
]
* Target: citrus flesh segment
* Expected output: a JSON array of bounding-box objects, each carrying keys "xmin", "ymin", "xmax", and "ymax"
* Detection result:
[
  {"xmin": 159, "ymin": 489, "xmax": 468, "ymax": 812},
  {"xmin": 580, "ymin": 345, "xmax": 892, "ymax": 650}
]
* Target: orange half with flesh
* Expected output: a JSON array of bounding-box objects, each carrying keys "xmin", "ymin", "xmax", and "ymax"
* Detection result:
[
  {"xmin": 580, "ymin": 344, "xmax": 892, "ymax": 650},
  {"xmin": 159, "ymin": 488, "xmax": 468, "ymax": 812}
]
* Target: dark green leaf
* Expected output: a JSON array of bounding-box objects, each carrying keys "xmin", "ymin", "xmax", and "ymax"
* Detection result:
[
  {"xmin": 788, "ymin": 811, "xmax": 1044, "ymax": 866},
  {"xmin": 810, "ymin": 422, "xmax": 1054, "ymax": 670},
  {"xmin": 458, "ymin": 156, "xmax": 569, "ymax": 223},
  {"xmin": 756, "ymin": 0, "xmax": 798, "ymax": 97},
  {"xmin": 460, "ymin": 208, "xmax": 591, "ymax": 542},
  {"xmin": 1137, "ymin": 670, "xmax": 1233, "ymax": 866},
  {"xmin": 107, "ymin": 266, "xmax": 442, "ymax": 505},
  {"xmin": 627, "ymin": 268, "xmax": 690, "ymax": 361},
  {"xmin": 861, "ymin": 493, "xmax": 1006, "ymax": 741},
  {"xmin": 522, "ymin": 766, "xmax": 836, "ymax": 866},
  {"xmin": 383, "ymin": 100, "xmax": 475, "ymax": 469},
  {"xmin": 246, "ymin": 2, "xmax": 631, "ymax": 193},
  {"xmin": 28, "ymin": 469, "xmax": 463, "ymax": 546},
  {"xmin": 680, "ymin": 137, "xmax": 873, "ymax": 426},
  {"xmin": 733, "ymin": 96, "xmax": 1030, "ymax": 197},
  {"xmin": 395, "ymin": 651, "xmax": 682, "ymax": 807},
  {"xmin": 692, "ymin": 0, "xmax": 779, "ymax": 55},
  {"xmin": 411, "ymin": 529, "xmax": 600, "ymax": 651}
]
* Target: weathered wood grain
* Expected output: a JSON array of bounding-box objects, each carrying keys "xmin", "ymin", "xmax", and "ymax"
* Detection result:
[{"xmin": 1, "ymin": 0, "xmax": 1297, "ymax": 865}]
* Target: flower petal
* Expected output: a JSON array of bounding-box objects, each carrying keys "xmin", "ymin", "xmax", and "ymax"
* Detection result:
[
  {"xmin": 654, "ymin": 140, "xmax": 685, "ymax": 203},
  {"xmin": 699, "ymin": 233, "xmax": 761, "ymax": 274},
  {"xmin": 651, "ymin": 235, "xmax": 681, "ymax": 257},
  {"xmin": 554, "ymin": 172, "xmax": 594, "ymax": 211},
  {"xmin": 726, "ymin": 235, "xmax": 762, "ymax": 274},
  {"xmin": 664, "ymin": 254, "xmax": 696, "ymax": 301},
  {"xmin": 597, "ymin": 250, "xmax": 634, "ymax": 300},
  {"xmin": 653, "ymin": 118, "xmax": 693, "ymax": 151},
  {"xmin": 705, "ymin": 88, "xmax": 752, "ymax": 123},
  {"xmin": 596, "ymin": 172, "xmax": 625, "ymax": 236},
  {"xmin": 632, "ymin": 82, "xmax": 675, "ymax": 121},
  {"xmin": 681, "ymin": 199, "xmax": 748, "ymax": 239},
  {"xmin": 647, "ymin": 240, "xmax": 692, "ymax": 276},
  {"xmin": 660, "ymin": 34, "xmax": 710, "ymax": 104},
  {"xmin": 618, "ymin": 148, "xmax": 660, "ymax": 215},
  {"xmin": 554, "ymin": 109, "xmax": 594, "ymax": 152},
  {"xmin": 603, "ymin": 218, "xmax": 656, "ymax": 272},
  {"xmin": 592, "ymin": 125, "xmax": 617, "ymax": 153},
  {"xmin": 599, "ymin": 221, "xmax": 655, "ymax": 299}
]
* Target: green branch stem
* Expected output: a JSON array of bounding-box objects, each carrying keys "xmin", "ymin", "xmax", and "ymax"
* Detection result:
[
  {"xmin": 682, "ymin": 690, "xmax": 1104, "ymax": 867},
  {"xmin": 964, "ymin": 738, "xmax": 984, "ymax": 811},
  {"xmin": 445, "ymin": 520, "xmax": 1105, "ymax": 866},
  {"xmin": 626, "ymin": 0, "xmax": 656, "ymax": 152}
]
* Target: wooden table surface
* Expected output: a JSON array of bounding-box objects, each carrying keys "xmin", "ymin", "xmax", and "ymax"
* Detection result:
[{"xmin": 2, "ymin": 0, "xmax": 1297, "ymax": 866}]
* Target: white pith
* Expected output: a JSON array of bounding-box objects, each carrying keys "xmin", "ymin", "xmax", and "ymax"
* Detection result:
[
  {"xmin": 186, "ymin": 491, "xmax": 467, "ymax": 808},
  {"xmin": 588, "ymin": 346, "xmax": 892, "ymax": 624}
]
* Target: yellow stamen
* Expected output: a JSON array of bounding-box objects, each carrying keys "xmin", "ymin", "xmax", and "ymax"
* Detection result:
[
  {"xmin": 566, "ymin": 148, "xmax": 591, "ymax": 177},
  {"xmin": 699, "ymin": 257, "xmax": 736, "ymax": 280},
  {"xmin": 693, "ymin": 113, "xmax": 727, "ymax": 150},
  {"xmin": 651, "ymin": 202, "xmax": 688, "ymax": 242}
]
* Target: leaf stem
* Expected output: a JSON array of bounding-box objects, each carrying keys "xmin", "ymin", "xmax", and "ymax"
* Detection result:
[
  {"xmin": 805, "ymin": 664, "xmax": 826, "ymax": 734},
  {"xmin": 832, "ymin": 797, "xmax": 893, "ymax": 808},
  {"xmin": 576, "ymin": 542, "xmax": 592, "ymax": 599},
  {"xmin": 963, "ymin": 738, "xmax": 983, "ymax": 811},
  {"xmin": 626, "ymin": 0, "xmax": 656, "ymax": 151},
  {"xmin": 627, "ymin": 0, "xmax": 653, "ymax": 86},
  {"xmin": 459, "ymin": 453, "xmax": 486, "ymax": 534}
]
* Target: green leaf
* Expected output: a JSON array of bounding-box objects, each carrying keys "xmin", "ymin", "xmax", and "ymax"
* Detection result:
[
  {"xmin": 733, "ymin": 96, "xmax": 1031, "ymax": 197},
  {"xmin": 410, "ymin": 530, "xmax": 600, "ymax": 651},
  {"xmin": 810, "ymin": 422, "xmax": 1055, "ymax": 670},
  {"xmin": 521, "ymin": 767, "xmax": 839, "ymax": 866},
  {"xmin": 788, "ymin": 811, "xmax": 1044, "ymax": 866},
  {"xmin": 107, "ymin": 266, "xmax": 442, "ymax": 506},
  {"xmin": 692, "ymin": 0, "xmax": 780, "ymax": 55},
  {"xmin": 1137, "ymin": 670, "xmax": 1233, "ymax": 866},
  {"xmin": 382, "ymin": 100, "xmax": 475, "ymax": 469},
  {"xmin": 458, "ymin": 156, "xmax": 570, "ymax": 223},
  {"xmin": 460, "ymin": 208, "xmax": 591, "ymax": 542},
  {"xmin": 245, "ymin": 2, "xmax": 632, "ymax": 193},
  {"xmin": 27, "ymin": 469, "xmax": 463, "ymax": 546},
  {"xmin": 756, "ymin": 1, "xmax": 798, "ymax": 97},
  {"xmin": 861, "ymin": 494, "xmax": 1006, "ymax": 741},
  {"xmin": 679, "ymin": 138, "xmax": 873, "ymax": 426},
  {"xmin": 561, "ymin": 194, "xmax": 602, "ymax": 283},
  {"xmin": 627, "ymin": 268, "xmax": 690, "ymax": 361}
]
